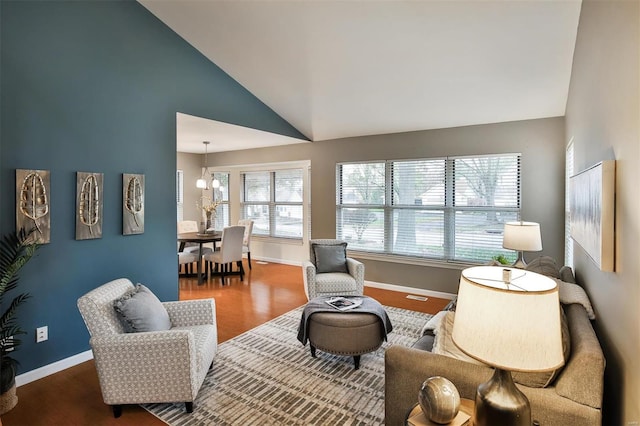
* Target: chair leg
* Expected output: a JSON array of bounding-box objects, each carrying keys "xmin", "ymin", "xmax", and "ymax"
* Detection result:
[
  {"xmin": 353, "ymin": 355, "xmax": 361, "ymax": 370},
  {"xmin": 185, "ymin": 402, "xmax": 193, "ymax": 413},
  {"xmin": 310, "ymin": 344, "xmax": 317, "ymax": 358},
  {"xmin": 237, "ymin": 260, "xmax": 244, "ymax": 281},
  {"xmin": 112, "ymin": 405, "xmax": 122, "ymax": 418},
  {"xmin": 247, "ymin": 252, "xmax": 252, "ymax": 269}
]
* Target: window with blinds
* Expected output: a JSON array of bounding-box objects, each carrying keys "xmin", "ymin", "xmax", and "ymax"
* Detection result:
[
  {"xmin": 336, "ymin": 154, "xmax": 521, "ymax": 263},
  {"xmin": 241, "ymin": 169, "xmax": 304, "ymax": 239},
  {"xmin": 565, "ymin": 141, "xmax": 574, "ymax": 267},
  {"xmin": 176, "ymin": 170, "xmax": 184, "ymax": 222},
  {"xmin": 211, "ymin": 172, "xmax": 230, "ymax": 230}
]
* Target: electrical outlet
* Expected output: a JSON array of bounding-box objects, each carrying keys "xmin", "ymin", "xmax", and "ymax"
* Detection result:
[{"xmin": 36, "ymin": 326, "xmax": 48, "ymax": 343}]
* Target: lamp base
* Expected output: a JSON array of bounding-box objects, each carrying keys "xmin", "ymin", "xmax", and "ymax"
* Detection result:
[
  {"xmin": 474, "ymin": 368, "xmax": 531, "ymax": 426},
  {"xmin": 511, "ymin": 251, "xmax": 528, "ymax": 269}
]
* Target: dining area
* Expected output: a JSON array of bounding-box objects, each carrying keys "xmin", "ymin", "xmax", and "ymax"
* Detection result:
[{"xmin": 178, "ymin": 219, "xmax": 254, "ymax": 285}]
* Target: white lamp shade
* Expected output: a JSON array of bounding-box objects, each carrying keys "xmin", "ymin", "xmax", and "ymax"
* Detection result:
[
  {"xmin": 452, "ymin": 266, "xmax": 564, "ymax": 372},
  {"xmin": 502, "ymin": 221, "xmax": 542, "ymax": 251},
  {"xmin": 196, "ymin": 178, "xmax": 208, "ymax": 189}
]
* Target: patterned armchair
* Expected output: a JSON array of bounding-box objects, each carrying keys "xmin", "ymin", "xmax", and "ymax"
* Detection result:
[
  {"xmin": 77, "ymin": 278, "xmax": 217, "ymax": 417},
  {"xmin": 302, "ymin": 239, "xmax": 365, "ymax": 300}
]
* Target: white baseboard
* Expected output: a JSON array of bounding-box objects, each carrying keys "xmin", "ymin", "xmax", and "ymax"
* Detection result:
[
  {"xmin": 251, "ymin": 256, "xmax": 302, "ymax": 267},
  {"xmin": 364, "ymin": 280, "xmax": 456, "ymax": 300},
  {"xmin": 16, "ymin": 350, "xmax": 93, "ymax": 387}
]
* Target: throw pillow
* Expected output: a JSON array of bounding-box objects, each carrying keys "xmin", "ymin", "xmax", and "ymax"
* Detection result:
[
  {"xmin": 525, "ymin": 256, "xmax": 561, "ymax": 279},
  {"xmin": 420, "ymin": 310, "xmax": 448, "ymax": 336},
  {"xmin": 432, "ymin": 309, "xmax": 571, "ymax": 388},
  {"xmin": 557, "ymin": 279, "xmax": 596, "ymax": 319},
  {"xmin": 113, "ymin": 284, "xmax": 171, "ymax": 333},
  {"xmin": 312, "ymin": 242, "xmax": 349, "ymax": 273}
]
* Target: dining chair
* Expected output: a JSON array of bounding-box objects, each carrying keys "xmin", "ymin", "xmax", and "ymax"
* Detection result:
[
  {"xmin": 203, "ymin": 226, "xmax": 245, "ymax": 283},
  {"xmin": 238, "ymin": 219, "xmax": 254, "ymax": 270},
  {"xmin": 178, "ymin": 220, "xmax": 213, "ymax": 270},
  {"xmin": 178, "ymin": 251, "xmax": 198, "ymax": 275}
]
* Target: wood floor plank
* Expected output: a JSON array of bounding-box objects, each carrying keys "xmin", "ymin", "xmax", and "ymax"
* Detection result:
[{"xmin": 1, "ymin": 261, "xmax": 450, "ymax": 425}]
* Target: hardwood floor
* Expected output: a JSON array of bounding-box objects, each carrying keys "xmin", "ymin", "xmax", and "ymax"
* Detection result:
[{"xmin": 1, "ymin": 262, "xmax": 449, "ymax": 426}]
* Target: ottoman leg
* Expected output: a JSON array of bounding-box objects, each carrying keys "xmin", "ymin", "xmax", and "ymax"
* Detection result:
[
  {"xmin": 353, "ymin": 355, "xmax": 361, "ymax": 370},
  {"xmin": 310, "ymin": 344, "xmax": 317, "ymax": 358}
]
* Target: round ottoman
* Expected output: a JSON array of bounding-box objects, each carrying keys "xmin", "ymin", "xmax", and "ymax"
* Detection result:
[{"xmin": 307, "ymin": 307, "xmax": 385, "ymax": 370}]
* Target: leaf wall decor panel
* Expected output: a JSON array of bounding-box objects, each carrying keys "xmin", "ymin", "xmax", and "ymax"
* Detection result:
[
  {"xmin": 16, "ymin": 169, "xmax": 51, "ymax": 244},
  {"xmin": 123, "ymin": 173, "xmax": 144, "ymax": 235},
  {"xmin": 75, "ymin": 172, "xmax": 104, "ymax": 240}
]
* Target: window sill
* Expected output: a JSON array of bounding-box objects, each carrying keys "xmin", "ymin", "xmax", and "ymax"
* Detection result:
[{"xmin": 346, "ymin": 250, "xmax": 478, "ymax": 270}]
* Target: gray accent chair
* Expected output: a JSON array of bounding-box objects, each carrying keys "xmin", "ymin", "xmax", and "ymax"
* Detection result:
[
  {"xmin": 302, "ymin": 239, "xmax": 365, "ymax": 300},
  {"xmin": 77, "ymin": 278, "xmax": 218, "ymax": 418}
]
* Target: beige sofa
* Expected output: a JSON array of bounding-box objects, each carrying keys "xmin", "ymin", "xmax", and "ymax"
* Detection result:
[{"xmin": 384, "ymin": 262, "xmax": 605, "ymax": 426}]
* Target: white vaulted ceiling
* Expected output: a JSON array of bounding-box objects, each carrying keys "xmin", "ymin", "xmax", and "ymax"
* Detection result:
[{"xmin": 140, "ymin": 0, "xmax": 582, "ymax": 152}]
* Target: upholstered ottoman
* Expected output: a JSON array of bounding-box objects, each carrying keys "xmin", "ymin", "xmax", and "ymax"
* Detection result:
[{"xmin": 298, "ymin": 296, "xmax": 391, "ymax": 370}]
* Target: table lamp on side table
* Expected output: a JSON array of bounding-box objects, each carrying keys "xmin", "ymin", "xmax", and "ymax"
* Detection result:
[
  {"xmin": 502, "ymin": 221, "xmax": 542, "ymax": 268},
  {"xmin": 452, "ymin": 266, "xmax": 564, "ymax": 426}
]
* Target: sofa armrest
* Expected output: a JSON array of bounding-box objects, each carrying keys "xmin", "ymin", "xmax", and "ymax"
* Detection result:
[
  {"xmin": 163, "ymin": 298, "xmax": 216, "ymax": 327},
  {"xmin": 90, "ymin": 330, "xmax": 198, "ymax": 404},
  {"xmin": 384, "ymin": 345, "xmax": 492, "ymax": 426},
  {"xmin": 302, "ymin": 260, "xmax": 317, "ymax": 299},
  {"xmin": 346, "ymin": 257, "xmax": 364, "ymax": 292}
]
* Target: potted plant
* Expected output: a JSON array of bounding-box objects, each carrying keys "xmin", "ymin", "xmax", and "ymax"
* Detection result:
[{"xmin": 0, "ymin": 229, "xmax": 39, "ymax": 415}]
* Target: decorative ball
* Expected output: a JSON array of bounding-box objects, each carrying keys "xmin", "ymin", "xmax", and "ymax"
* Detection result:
[{"xmin": 418, "ymin": 376, "xmax": 461, "ymax": 424}]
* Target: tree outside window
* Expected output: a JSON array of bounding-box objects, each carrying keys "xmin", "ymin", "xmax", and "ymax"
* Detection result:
[{"xmin": 336, "ymin": 154, "xmax": 520, "ymax": 263}]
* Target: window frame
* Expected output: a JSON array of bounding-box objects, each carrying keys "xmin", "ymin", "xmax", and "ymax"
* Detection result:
[
  {"xmin": 336, "ymin": 153, "xmax": 521, "ymax": 264},
  {"xmin": 241, "ymin": 168, "xmax": 304, "ymax": 241}
]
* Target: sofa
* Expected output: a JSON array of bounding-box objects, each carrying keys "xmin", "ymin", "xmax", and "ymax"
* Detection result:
[{"xmin": 384, "ymin": 259, "xmax": 605, "ymax": 426}]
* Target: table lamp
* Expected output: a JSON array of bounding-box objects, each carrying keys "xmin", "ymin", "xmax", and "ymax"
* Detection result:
[
  {"xmin": 452, "ymin": 266, "xmax": 564, "ymax": 426},
  {"xmin": 502, "ymin": 221, "xmax": 542, "ymax": 268}
]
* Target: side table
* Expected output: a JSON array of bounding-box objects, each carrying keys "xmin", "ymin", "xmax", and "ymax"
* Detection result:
[{"xmin": 405, "ymin": 398, "xmax": 475, "ymax": 426}]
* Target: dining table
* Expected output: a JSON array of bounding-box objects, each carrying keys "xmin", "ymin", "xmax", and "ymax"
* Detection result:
[{"xmin": 178, "ymin": 231, "xmax": 222, "ymax": 285}]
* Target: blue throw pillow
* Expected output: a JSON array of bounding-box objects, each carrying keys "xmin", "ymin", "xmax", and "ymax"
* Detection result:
[
  {"xmin": 313, "ymin": 242, "xmax": 349, "ymax": 273},
  {"xmin": 113, "ymin": 284, "xmax": 171, "ymax": 333}
]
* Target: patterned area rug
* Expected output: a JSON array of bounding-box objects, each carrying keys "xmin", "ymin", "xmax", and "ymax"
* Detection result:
[{"xmin": 143, "ymin": 305, "xmax": 431, "ymax": 426}]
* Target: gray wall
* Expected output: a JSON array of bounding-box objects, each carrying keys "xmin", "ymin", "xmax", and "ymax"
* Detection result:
[
  {"xmin": 210, "ymin": 117, "xmax": 566, "ymax": 294},
  {"xmin": 177, "ymin": 152, "xmax": 204, "ymax": 223},
  {"xmin": 0, "ymin": 0, "xmax": 303, "ymax": 374},
  {"xmin": 565, "ymin": 0, "xmax": 639, "ymax": 423}
]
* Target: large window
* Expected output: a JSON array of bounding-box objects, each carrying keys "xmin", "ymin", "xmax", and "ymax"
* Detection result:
[
  {"xmin": 336, "ymin": 154, "xmax": 521, "ymax": 263},
  {"xmin": 211, "ymin": 172, "xmax": 230, "ymax": 230},
  {"xmin": 176, "ymin": 170, "xmax": 184, "ymax": 222},
  {"xmin": 241, "ymin": 168, "xmax": 304, "ymax": 239},
  {"xmin": 565, "ymin": 141, "xmax": 574, "ymax": 267}
]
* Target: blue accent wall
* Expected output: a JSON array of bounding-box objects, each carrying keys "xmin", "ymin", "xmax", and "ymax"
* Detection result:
[{"xmin": 0, "ymin": 0, "xmax": 306, "ymax": 373}]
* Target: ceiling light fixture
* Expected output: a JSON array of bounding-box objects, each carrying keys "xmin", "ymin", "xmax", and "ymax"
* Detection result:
[{"xmin": 196, "ymin": 141, "xmax": 210, "ymax": 189}]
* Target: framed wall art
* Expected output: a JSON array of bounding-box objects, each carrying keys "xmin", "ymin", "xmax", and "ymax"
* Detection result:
[
  {"xmin": 16, "ymin": 169, "xmax": 51, "ymax": 244},
  {"xmin": 76, "ymin": 172, "xmax": 104, "ymax": 240},
  {"xmin": 123, "ymin": 173, "xmax": 145, "ymax": 235},
  {"xmin": 569, "ymin": 160, "xmax": 615, "ymax": 272}
]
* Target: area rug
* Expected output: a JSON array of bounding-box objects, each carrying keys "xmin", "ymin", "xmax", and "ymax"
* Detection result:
[{"xmin": 143, "ymin": 305, "xmax": 432, "ymax": 426}]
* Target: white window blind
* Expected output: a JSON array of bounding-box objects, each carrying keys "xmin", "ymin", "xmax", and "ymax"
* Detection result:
[
  {"xmin": 452, "ymin": 155, "xmax": 520, "ymax": 262},
  {"xmin": 241, "ymin": 169, "xmax": 304, "ymax": 239},
  {"xmin": 176, "ymin": 170, "xmax": 184, "ymax": 222},
  {"xmin": 565, "ymin": 141, "xmax": 574, "ymax": 267},
  {"xmin": 211, "ymin": 172, "xmax": 230, "ymax": 230},
  {"xmin": 336, "ymin": 154, "xmax": 521, "ymax": 263}
]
